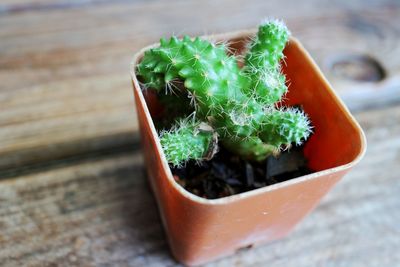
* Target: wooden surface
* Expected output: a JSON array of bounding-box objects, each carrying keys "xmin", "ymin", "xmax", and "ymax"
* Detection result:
[{"xmin": 0, "ymin": 0, "xmax": 399, "ymax": 266}]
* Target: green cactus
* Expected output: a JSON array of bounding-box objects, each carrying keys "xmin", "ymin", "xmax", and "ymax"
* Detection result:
[
  {"xmin": 242, "ymin": 20, "xmax": 290, "ymax": 105},
  {"xmin": 159, "ymin": 118, "xmax": 216, "ymax": 167},
  {"xmin": 260, "ymin": 108, "xmax": 311, "ymax": 147},
  {"xmin": 137, "ymin": 35, "xmax": 250, "ymax": 119},
  {"xmin": 137, "ymin": 20, "xmax": 312, "ymax": 166},
  {"xmin": 245, "ymin": 19, "xmax": 290, "ymax": 70}
]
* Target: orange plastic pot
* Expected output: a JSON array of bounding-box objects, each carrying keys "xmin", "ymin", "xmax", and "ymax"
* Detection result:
[{"xmin": 130, "ymin": 30, "xmax": 366, "ymax": 266}]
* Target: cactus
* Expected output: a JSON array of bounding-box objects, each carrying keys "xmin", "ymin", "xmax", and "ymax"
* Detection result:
[
  {"xmin": 137, "ymin": 20, "xmax": 312, "ymax": 166},
  {"xmin": 260, "ymin": 108, "xmax": 311, "ymax": 147},
  {"xmin": 245, "ymin": 19, "xmax": 290, "ymax": 70},
  {"xmin": 159, "ymin": 118, "xmax": 216, "ymax": 167},
  {"xmin": 242, "ymin": 20, "xmax": 290, "ymax": 105},
  {"xmin": 137, "ymin": 35, "xmax": 250, "ymax": 120}
]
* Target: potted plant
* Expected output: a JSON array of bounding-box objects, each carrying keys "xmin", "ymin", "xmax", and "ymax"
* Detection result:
[{"xmin": 130, "ymin": 20, "xmax": 366, "ymax": 266}]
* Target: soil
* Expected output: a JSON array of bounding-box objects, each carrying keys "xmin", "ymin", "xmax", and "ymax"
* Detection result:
[{"xmin": 171, "ymin": 145, "xmax": 314, "ymax": 199}]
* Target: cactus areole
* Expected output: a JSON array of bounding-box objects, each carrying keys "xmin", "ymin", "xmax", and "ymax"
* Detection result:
[{"xmin": 136, "ymin": 20, "xmax": 312, "ymax": 167}]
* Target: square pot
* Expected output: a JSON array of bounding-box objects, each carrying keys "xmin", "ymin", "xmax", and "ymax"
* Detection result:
[{"xmin": 130, "ymin": 30, "xmax": 366, "ymax": 266}]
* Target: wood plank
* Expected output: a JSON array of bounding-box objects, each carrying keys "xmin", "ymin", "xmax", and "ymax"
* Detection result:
[
  {"xmin": 0, "ymin": 152, "xmax": 177, "ymax": 266},
  {"xmin": 1, "ymin": 0, "xmax": 399, "ymax": 171},
  {"xmin": 0, "ymin": 105, "xmax": 399, "ymax": 266},
  {"xmin": 0, "ymin": 0, "xmax": 146, "ymax": 14}
]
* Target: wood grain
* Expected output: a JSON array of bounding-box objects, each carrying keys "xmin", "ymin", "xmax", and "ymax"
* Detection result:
[
  {"xmin": 0, "ymin": 105, "xmax": 399, "ymax": 267},
  {"xmin": 1, "ymin": 0, "xmax": 400, "ymax": 170}
]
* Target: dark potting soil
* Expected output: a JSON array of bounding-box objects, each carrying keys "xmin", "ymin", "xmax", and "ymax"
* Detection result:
[{"xmin": 171, "ymin": 145, "xmax": 314, "ymax": 199}]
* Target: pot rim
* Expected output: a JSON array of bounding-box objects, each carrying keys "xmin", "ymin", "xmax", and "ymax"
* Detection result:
[{"xmin": 130, "ymin": 29, "xmax": 367, "ymax": 205}]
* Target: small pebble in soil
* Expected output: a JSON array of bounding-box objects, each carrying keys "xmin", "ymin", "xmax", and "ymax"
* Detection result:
[{"xmin": 171, "ymin": 146, "xmax": 314, "ymax": 199}]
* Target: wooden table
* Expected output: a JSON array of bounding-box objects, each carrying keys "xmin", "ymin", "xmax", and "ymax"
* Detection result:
[{"xmin": 1, "ymin": 1, "xmax": 399, "ymax": 266}]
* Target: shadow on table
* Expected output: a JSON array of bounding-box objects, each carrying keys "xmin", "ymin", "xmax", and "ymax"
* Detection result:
[{"xmin": 112, "ymin": 159, "xmax": 181, "ymax": 266}]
